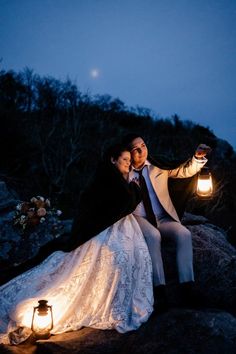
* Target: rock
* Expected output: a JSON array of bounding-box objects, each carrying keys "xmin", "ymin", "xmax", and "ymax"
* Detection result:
[
  {"xmin": 1, "ymin": 207, "xmax": 236, "ymax": 353},
  {"xmin": 1, "ymin": 309, "xmax": 236, "ymax": 354},
  {"xmin": 0, "ymin": 181, "xmax": 18, "ymax": 210},
  {"xmin": 162, "ymin": 215, "xmax": 236, "ymax": 313},
  {"xmin": 0, "ymin": 337, "xmax": 37, "ymax": 354},
  {"xmin": 0, "ymin": 191, "xmax": 71, "ymax": 270},
  {"xmin": 0, "ymin": 242, "xmax": 11, "ymax": 258},
  {"xmin": 182, "ymin": 212, "xmax": 209, "ymax": 225},
  {"xmin": 0, "ymin": 215, "xmax": 73, "ymax": 284},
  {"xmin": 190, "ymin": 222, "xmax": 236, "ymax": 312}
]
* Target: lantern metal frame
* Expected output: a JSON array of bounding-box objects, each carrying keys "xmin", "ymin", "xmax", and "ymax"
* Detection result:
[{"xmin": 31, "ymin": 299, "xmax": 53, "ymax": 339}]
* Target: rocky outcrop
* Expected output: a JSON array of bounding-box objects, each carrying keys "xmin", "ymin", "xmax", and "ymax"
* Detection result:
[
  {"xmin": 35, "ymin": 309, "xmax": 236, "ymax": 354},
  {"xmin": 0, "ymin": 182, "xmax": 70, "ymax": 273},
  {"xmin": 1, "ymin": 309, "xmax": 236, "ymax": 354},
  {"xmin": 1, "ymin": 183, "xmax": 236, "ymax": 353},
  {"xmin": 0, "ymin": 181, "xmax": 18, "ymax": 210},
  {"xmin": 161, "ymin": 213, "xmax": 236, "ymax": 313}
]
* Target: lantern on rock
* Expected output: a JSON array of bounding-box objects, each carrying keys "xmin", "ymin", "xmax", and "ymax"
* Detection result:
[
  {"xmin": 31, "ymin": 300, "xmax": 53, "ymax": 339},
  {"xmin": 196, "ymin": 167, "xmax": 213, "ymax": 198}
]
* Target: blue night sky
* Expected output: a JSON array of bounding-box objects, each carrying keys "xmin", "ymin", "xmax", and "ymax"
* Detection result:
[{"xmin": 1, "ymin": 0, "xmax": 236, "ymax": 149}]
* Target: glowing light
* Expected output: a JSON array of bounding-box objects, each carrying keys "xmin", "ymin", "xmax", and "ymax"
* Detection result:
[
  {"xmin": 90, "ymin": 68, "xmax": 100, "ymax": 78},
  {"xmin": 197, "ymin": 179, "xmax": 212, "ymax": 192},
  {"xmin": 196, "ymin": 173, "xmax": 213, "ymax": 198},
  {"xmin": 31, "ymin": 300, "xmax": 53, "ymax": 339},
  {"xmin": 33, "ymin": 312, "xmax": 52, "ymax": 331}
]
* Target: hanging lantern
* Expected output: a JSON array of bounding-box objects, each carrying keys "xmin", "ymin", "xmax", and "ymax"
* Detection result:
[
  {"xmin": 31, "ymin": 300, "xmax": 53, "ymax": 339},
  {"xmin": 196, "ymin": 167, "xmax": 213, "ymax": 198}
]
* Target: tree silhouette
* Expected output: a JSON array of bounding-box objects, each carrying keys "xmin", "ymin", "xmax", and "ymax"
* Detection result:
[{"xmin": 0, "ymin": 69, "xmax": 235, "ymax": 244}]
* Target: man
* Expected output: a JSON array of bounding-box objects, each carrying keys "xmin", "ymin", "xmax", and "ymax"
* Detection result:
[{"xmin": 123, "ymin": 134, "xmax": 210, "ymax": 312}]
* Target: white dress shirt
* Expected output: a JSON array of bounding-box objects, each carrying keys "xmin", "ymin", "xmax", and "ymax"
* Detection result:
[{"xmin": 130, "ymin": 161, "xmax": 167, "ymax": 220}]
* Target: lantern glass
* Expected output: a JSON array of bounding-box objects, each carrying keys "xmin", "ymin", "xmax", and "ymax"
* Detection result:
[
  {"xmin": 31, "ymin": 300, "xmax": 53, "ymax": 339},
  {"xmin": 196, "ymin": 168, "xmax": 213, "ymax": 198}
]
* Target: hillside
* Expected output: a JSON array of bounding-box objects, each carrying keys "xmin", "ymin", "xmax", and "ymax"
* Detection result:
[{"xmin": 0, "ymin": 68, "xmax": 236, "ymax": 245}]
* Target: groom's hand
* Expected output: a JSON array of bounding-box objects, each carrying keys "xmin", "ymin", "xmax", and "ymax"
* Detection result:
[{"xmin": 194, "ymin": 144, "xmax": 211, "ymax": 159}]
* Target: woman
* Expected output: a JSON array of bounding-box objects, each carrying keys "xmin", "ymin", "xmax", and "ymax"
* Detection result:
[
  {"xmin": 0, "ymin": 144, "xmax": 153, "ymax": 345},
  {"xmin": 70, "ymin": 142, "xmax": 144, "ymax": 248}
]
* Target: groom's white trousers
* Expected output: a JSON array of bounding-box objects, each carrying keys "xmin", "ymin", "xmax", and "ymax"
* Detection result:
[{"xmin": 134, "ymin": 215, "xmax": 194, "ymax": 286}]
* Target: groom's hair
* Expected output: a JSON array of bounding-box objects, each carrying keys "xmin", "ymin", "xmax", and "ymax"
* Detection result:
[{"xmin": 122, "ymin": 133, "xmax": 144, "ymax": 151}]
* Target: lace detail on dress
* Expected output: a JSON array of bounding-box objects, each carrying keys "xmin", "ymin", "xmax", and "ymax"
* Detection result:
[{"xmin": 0, "ymin": 215, "xmax": 153, "ymax": 345}]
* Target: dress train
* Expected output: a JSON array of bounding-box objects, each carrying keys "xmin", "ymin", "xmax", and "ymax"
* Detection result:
[{"xmin": 0, "ymin": 215, "xmax": 153, "ymax": 345}]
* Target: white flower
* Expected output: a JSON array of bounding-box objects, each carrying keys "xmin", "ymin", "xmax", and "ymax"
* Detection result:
[
  {"xmin": 30, "ymin": 197, "xmax": 37, "ymax": 203},
  {"xmin": 56, "ymin": 210, "xmax": 62, "ymax": 216},
  {"xmin": 40, "ymin": 217, "xmax": 46, "ymax": 223},
  {"xmin": 16, "ymin": 203, "xmax": 23, "ymax": 211},
  {"xmin": 45, "ymin": 199, "xmax": 51, "ymax": 207},
  {"xmin": 37, "ymin": 196, "xmax": 45, "ymax": 202},
  {"xmin": 20, "ymin": 215, "xmax": 26, "ymax": 224}
]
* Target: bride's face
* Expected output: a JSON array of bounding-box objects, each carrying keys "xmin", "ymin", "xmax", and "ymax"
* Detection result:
[{"xmin": 112, "ymin": 151, "xmax": 131, "ymax": 175}]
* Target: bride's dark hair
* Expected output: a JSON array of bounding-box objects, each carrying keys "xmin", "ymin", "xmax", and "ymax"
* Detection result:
[{"xmin": 102, "ymin": 142, "xmax": 129, "ymax": 162}]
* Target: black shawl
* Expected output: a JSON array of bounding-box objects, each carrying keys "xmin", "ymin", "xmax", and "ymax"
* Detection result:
[{"xmin": 70, "ymin": 161, "xmax": 141, "ymax": 248}]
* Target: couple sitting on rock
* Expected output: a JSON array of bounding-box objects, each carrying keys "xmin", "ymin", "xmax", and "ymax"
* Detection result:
[{"xmin": 0, "ymin": 133, "xmax": 209, "ymax": 345}]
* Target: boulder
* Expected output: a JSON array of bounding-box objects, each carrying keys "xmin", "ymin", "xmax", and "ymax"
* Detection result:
[
  {"xmin": 0, "ymin": 217, "xmax": 70, "ymax": 269},
  {"xmin": 1, "ymin": 309, "xmax": 236, "ymax": 354},
  {"xmin": 1, "ymin": 198, "xmax": 236, "ymax": 353},
  {"xmin": 0, "ymin": 181, "xmax": 18, "ymax": 210},
  {"xmin": 162, "ymin": 213, "xmax": 236, "ymax": 313},
  {"xmin": 0, "ymin": 182, "xmax": 71, "ymax": 279}
]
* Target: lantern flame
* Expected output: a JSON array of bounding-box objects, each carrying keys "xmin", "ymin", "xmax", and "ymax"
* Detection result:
[
  {"xmin": 33, "ymin": 312, "xmax": 52, "ymax": 331},
  {"xmin": 196, "ymin": 169, "xmax": 213, "ymax": 198}
]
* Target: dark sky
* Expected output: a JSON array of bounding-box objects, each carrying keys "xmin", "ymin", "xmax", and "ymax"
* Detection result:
[{"xmin": 1, "ymin": 0, "xmax": 236, "ymax": 149}]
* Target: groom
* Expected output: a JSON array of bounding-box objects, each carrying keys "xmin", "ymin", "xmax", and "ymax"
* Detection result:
[{"xmin": 123, "ymin": 133, "xmax": 210, "ymax": 312}]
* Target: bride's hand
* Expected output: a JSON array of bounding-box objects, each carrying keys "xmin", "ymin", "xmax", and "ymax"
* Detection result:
[{"xmin": 131, "ymin": 177, "xmax": 140, "ymax": 186}]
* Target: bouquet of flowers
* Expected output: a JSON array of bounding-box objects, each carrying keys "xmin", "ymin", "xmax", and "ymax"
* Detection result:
[{"xmin": 13, "ymin": 196, "xmax": 62, "ymax": 232}]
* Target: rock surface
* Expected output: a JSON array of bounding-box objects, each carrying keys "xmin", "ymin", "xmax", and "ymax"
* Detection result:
[
  {"xmin": 1, "ymin": 183, "xmax": 236, "ymax": 353},
  {"xmin": 0, "ymin": 181, "xmax": 18, "ymax": 210},
  {"xmin": 161, "ymin": 213, "xmax": 236, "ymax": 313},
  {"xmin": 0, "ymin": 182, "xmax": 68, "ymax": 272},
  {"xmin": 1, "ymin": 309, "xmax": 236, "ymax": 354}
]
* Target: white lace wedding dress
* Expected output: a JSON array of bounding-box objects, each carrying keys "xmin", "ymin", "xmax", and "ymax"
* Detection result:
[{"xmin": 0, "ymin": 215, "xmax": 153, "ymax": 345}]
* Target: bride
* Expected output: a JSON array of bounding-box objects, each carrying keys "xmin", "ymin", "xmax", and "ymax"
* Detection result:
[{"xmin": 0, "ymin": 143, "xmax": 153, "ymax": 345}]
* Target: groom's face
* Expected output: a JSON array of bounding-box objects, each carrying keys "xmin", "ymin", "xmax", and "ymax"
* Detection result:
[{"xmin": 130, "ymin": 137, "xmax": 148, "ymax": 169}]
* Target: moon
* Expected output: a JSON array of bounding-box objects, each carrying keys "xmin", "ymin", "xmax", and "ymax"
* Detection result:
[{"xmin": 90, "ymin": 68, "xmax": 100, "ymax": 78}]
